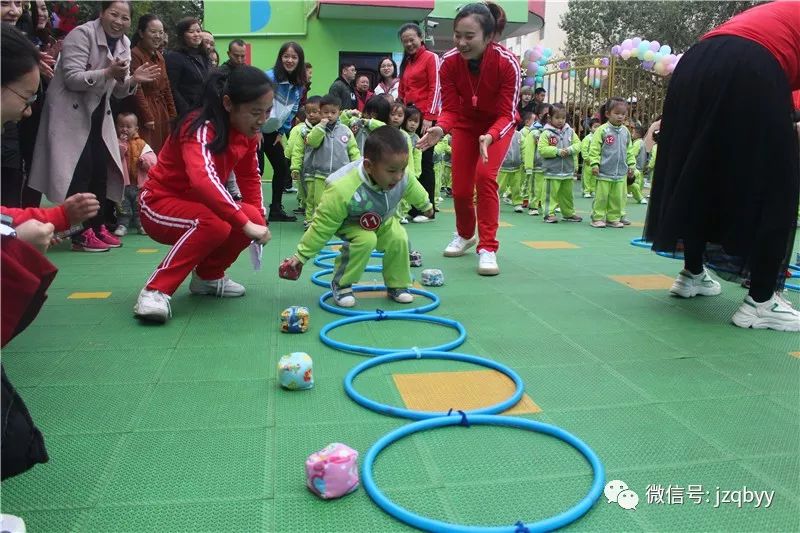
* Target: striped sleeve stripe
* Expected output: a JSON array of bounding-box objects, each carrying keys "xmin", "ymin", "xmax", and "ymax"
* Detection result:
[
  {"xmin": 197, "ymin": 124, "xmax": 240, "ymax": 210},
  {"xmin": 496, "ymin": 46, "xmax": 521, "ymax": 139},
  {"xmin": 427, "ymin": 50, "xmax": 441, "ymax": 115},
  {"xmin": 434, "ymin": 49, "xmax": 459, "ymax": 112}
]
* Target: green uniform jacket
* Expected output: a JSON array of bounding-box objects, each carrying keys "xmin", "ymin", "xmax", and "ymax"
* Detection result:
[
  {"xmin": 537, "ymin": 124, "xmax": 580, "ymax": 178},
  {"xmin": 295, "ymin": 160, "xmax": 432, "ymax": 263},
  {"xmin": 588, "ymin": 122, "xmax": 635, "ymax": 180}
]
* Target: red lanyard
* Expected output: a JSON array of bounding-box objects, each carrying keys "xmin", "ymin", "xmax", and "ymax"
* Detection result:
[{"xmin": 464, "ymin": 56, "xmax": 485, "ymax": 108}]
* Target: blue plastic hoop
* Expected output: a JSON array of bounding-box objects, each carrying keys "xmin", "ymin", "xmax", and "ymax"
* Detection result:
[
  {"xmin": 629, "ymin": 238, "xmax": 684, "ymax": 260},
  {"xmin": 311, "ymin": 267, "xmax": 383, "ymax": 289},
  {"xmin": 320, "ymin": 312, "xmax": 466, "ymax": 355},
  {"xmin": 363, "ymin": 414, "xmax": 605, "ymax": 533},
  {"xmin": 319, "ymin": 286, "xmax": 440, "ymax": 316},
  {"xmin": 344, "ymin": 350, "xmax": 524, "ymax": 420}
]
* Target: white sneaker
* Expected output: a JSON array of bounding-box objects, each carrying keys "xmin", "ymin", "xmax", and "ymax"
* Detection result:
[
  {"xmin": 443, "ymin": 233, "xmax": 477, "ymax": 257},
  {"xmin": 412, "ymin": 215, "xmax": 432, "ymax": 223},
  {"xmin": 639, "ymin": 198, "xmax": 648, "ymax": 204},
  {"xmin": 134, "ymin": 288, "xmax": 171, "ymax": 323},
  {"xmin": 189, "ymin": 272, "xmax": 246, "ymax": 297},
  {"xmin": 627, "ymin": 193, "xmax": 633, "ymax": 198},
  {"xmin": 502, "ymin": 197, "xmax": 512, "ymax": 205},
  {"xmin": 332, "ymin": 284, "xmax": 356, "ymax": 308},
  {"xmin": 670, "ymin": 268, "xmax": 722, "ymax": 298},
  {"xmin": 513, "ymin": 205, "xmax": 524, "ymax": 213},
  {"xmin": 388, "ymin": 288, "xmax": 414, "ymax": 303},
  {"xmin": 113, "ymin": 225, "xmax": 127, "ymax": 237},
  {"xmin": 583, "ymin": 193, "xmax": 592, "ymax": 198},
  {"xmin": 555, "ymin": 207, "xmax": 561, "ymax": 213},
  {"xmin": 477, "ymin": 249, "xmax": 499, "ymax": 276},
  {"xmin": 399, "ymin": 217, "xmax": 409, "ymax": 224},
  {"xmin": 1, "ymin": 514, "xmax": 26, "ymax": 533},
  {"xmin": 732, "ymin": 293, "xmax": 800, "ymax": 331}
]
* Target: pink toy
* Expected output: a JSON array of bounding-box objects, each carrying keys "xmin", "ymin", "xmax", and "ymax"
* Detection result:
[{"xmin": 305, "ymin": 443, "xmax": 359, "ymax": 499}]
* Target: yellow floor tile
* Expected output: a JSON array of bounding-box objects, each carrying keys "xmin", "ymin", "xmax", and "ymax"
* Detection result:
[
  {"xmin": 439, "ymin": 208, "xmax": 455, "ymax": 213},
  {"xmin": 522, "ymin": 240, "xmax": 580, "ymax": 250},
  {"xmin": 136, "ymin": 248, "xmax": 160, "ymax": 253},
  {"xmin": 790, "ymin": 352, "xmax": 800, "ymax": 359},
  {"xmin": 498, "ymin": 221, "xmax": 514, "ymax": 228},
  {"xmin": 67, "ymin": 292, "xmax": 112, "ymax": 299},
  {"xmin": 393, "ymin": 369, "xmax": 541, "ymax": 415},
  {"xmin": 610, "ymin": 274, "xmax": 674, "ymax": 290}
]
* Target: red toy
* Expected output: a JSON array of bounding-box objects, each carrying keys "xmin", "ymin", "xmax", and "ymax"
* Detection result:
[{"xmin": 279, "ymin": 258, "xmax": 303, "ymax": 280}]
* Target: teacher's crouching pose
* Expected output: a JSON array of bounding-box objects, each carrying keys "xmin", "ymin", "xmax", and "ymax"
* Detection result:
[{"xmin": 134, "ymin": 66, "xmax": 273, "ymax": 323}]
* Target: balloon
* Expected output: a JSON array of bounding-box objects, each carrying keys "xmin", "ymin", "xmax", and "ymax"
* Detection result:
[
  {"xmin": 659, "ymin": 44, "xmax": 671, "ymax": 55},
  {"xmin": 649, "ymin": 40, "xmax": 660, "ymax": 52},
  {"xmin": 526, "ymin": 62, "xmax": 537, "ymax": 73},
  {"xmin": 534, "ymin": 44, "xmax": 543, "ymax": 53},
  {"xmin": 569, "ymin": 69, "xmax": 577, "ymax": 77},
  {"xmin": 537, "ymin": 65, "xmax": 546, "ymax": 76},
  {"xmin": 653, "ymin": 52, "xmax": 663, "ymax": 62},
  {"xmin": 667, "ymin": 62, "xmax": 676, "ymax": 73},
  {"xmin": 643, "ymin": 50, "xmax": 654, "ymax": 61},
  {"xmin": 664, "ymin": 53, "xmax": 676, "ymax": 64},
  {"xmin": 531, "ymin": 49, "xmax": 542, "ymax": 61},
  {"xmin": 523, "ymin": 49, "xmax": 532, "ymax": 62},
  {"xmin": 621, "ymin": 49, "xmax": 632, "ymax": 60},
  {"xmin": 642, "ymin": 60, "xmax": 654, "ymax": 70},
  {"xmin": 621, "ymin": 39, "xmax": 633, "ymax": 50},
  {"xmin": 611, "ymin": 45, "xmax": 621, "ymax": 56},
  {"xmin": 543, "ymin": 48, "xmax": 553, "ymax": 57},
  {"xmin": 632, "ymin": 37, "xmax": 642, "ymax": 47},
  {"xmin": 654, "ymin": 62, "xmax": 666, "ymax": 75},
  {"xmin": 582, "ymin": 76, "xmax": 588, "ymax": 85},
  {"xmin": 593, "ymin": 79, "xmax": 601, "ymax": 89},
  {"xmin": 561, "ymin": 72, "xmax": 569, "ymax": 79},
  {"xmin": 599, "ymin": 68, "xmax": 608, "ymax": 78},
  {"xmin": 524, "ymin": 76, "xmax": 535, "ymax": 86},
  {"xmin": 638, "ymin": 41, "xmax": 650, "ymax": 53},
  {"xmin": 600, "ymin": 57, "xmax": 609, "ymax": 67}
]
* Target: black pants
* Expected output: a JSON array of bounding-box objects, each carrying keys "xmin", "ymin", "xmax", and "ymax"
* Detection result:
[
  {"xmin": 1, "ymin": 167, "xmax": 24, "ymax": 208},
  {"xmin": 67, "ymin": 97, "xmax": 110, "ymax": 234},
  {"xmin": 408, "ymin": 136, "xmax": 436, "ymax": 218},
  {"xmin": 258, "ymin": 131, "xmax": 289, "ymax": 211}
]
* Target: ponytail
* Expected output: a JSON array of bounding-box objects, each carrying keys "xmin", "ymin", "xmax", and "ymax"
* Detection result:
[
  {"xmin": 454, "ymin": 2, "xmax": 507, "ymax": 39},
  {"xmin": 174, "ymin": 66, "xmax": 273, "ymax": 153}
]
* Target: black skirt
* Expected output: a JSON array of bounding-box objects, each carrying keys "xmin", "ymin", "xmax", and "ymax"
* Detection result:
[{"xmin": 644, "ymin": 36, "xmax": 799, "ymax": 285}]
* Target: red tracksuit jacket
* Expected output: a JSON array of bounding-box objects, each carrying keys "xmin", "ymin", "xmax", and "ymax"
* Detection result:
[
  {"xmin": 437, "ymin": 42, "xmax": 521, "ymax": 142},
  {"xmin": 144, "ymin": 117, "xmax": 265, "ymax": 227},
  {"xmin": 0, "ymin": 206, "xmax": 69, "ymax": 231},
  {"xmin": 398, "ymin": 44, "xmax": 440, "ymax": 122}
]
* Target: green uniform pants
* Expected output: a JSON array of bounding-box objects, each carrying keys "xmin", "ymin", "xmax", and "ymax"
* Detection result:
[
  {"xmin": 304, "ymin": 176, "xmax": 327, "ymax": 223},
  {"xmin": 332, "ymin": 217, "xmax": 411, "ymax": 290},
  {"xmin": 582, "ymin": 164, "xmax": 595, "ymax": 195},
  {"xmin": 591, "ymin": 179, "xmax": 625, "ymax": 222},
  {"xmin": 497, "ymin": 168, "xmax": 524, "ymax": 206},
  {"xmin": 544, "ymin": 178, "xmax": 576, "ymax": 217}
]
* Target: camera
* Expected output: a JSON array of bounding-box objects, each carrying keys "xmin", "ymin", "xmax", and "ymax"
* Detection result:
[{"xmin": 426, "ymin": 20, "xmax": 439, "ymax": 28}]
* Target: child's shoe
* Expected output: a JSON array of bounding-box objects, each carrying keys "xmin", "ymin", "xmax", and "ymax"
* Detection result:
[
  {"xmin": 513, "ymin": 205, "xmax": 524, "ymax": 213},
  {"xmin": 388, "ymin": 288, "xmax": 414, "ymax": 304},
  {"xmin": 732, "ymin": 293, "xmax": 800, "ymax": 331},
  {"xmin": 620, "ymin": 218, "xmax": 631, "ymax": 226},
  {"xmin": 134, "ymin": 288, "xmax": 171, "ymax": 323},
  {"xmin": 555, "ymin": 207, "xmax": 561, "ymax": 213},
  {"xmin": 138, "ymin": 225, "xmax": 147, "ymax": 235},
  {"xmin": 97, "ymin": 225, "xmax": 122, "ymax": 247},
  {"xmin": 502, "ymin": 197, "xmax": 512, "ymax": 205},
  {"xmin": 189, "ymin": 271, "xmax": 246, "ymax": 297},
  {"xmin": 522, "ymin": 199, "xmax": 529, "ymax": 209},
  {"xmin": 71, "ymin": 228, "xmax": 110, "ymax": 252},
  {"xmin": 639, "ymin": 198, "xmax": 648, "ymax": 204},
  {"xmin": 412, "ymin": 215, "xmax": 432, "ymax": 223},
  {"xmin": 399, "ymin": 217, "xmax": 409, "ymax": 224},
  {"xmin": 543, "ymin": 215, "xmax": 558, "ymax": 223},
  {"xmin": 113, "ymin": 224, "xmax": 128, "ymax": 237},
  {"xmin": 562, "ymin": 215, "xmax": 583, "ymax": 222},
  {"xmin": 583, "ymin": 192, "xmax": 592, "ymax": 198},
  {"xmin": 590, "ymin": 220, "xmax": 606, "ymax": 228},
  {"xmin": 528, "ymin": 208, "xmax": 540, "ymax": 216},
  {"xmin": 607, "ymin": 220, "xmax": 624, "ymax": 228},
  {"xmin": 626, "ymin": 193, "xmax": 633, "ymax": 198},
  {"xmin": 332, "ymin": 284, "xmax": 356, "ymax": 308},
  {"xmin": 670, "ymin": 268, "xmax": 722, "ymax": 298}
]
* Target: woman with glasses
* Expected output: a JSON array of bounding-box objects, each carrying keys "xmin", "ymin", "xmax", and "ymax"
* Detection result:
[
  {"xmin": 26, "ymin": 1, "xmax": 160, "ymax": 252},
  {"xmin": 129, "ymin": 13, "xmax": 176, "ymax": 153}
]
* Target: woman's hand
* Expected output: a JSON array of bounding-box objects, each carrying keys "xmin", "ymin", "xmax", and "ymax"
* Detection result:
[
  {"xmin": 132, "ymin": 61, "xmax": 161, "ymax": 84},
  {"xmin": 62, "ymin": 192, "xmax": 101, "ymax": 226},
  {"xmin": 38, "ymin": 52, "xmax": 55, "ymax": 80},
  {"xmin": 243, "ymin": 221, "xmax": 272, "ymax": 245},
  {"xmin": 478, "ymin": 134, "xmax": 493, "ymax": 164},
  {"xmin": 105, "ymin": 58, "xmax": 128, "ymax": 81},
  {"xmin": 421, "ymin": 119, "xmax": 433, "ymax": 135},
  {"xmin": 273, "ymin": 134, "xmax": 283, "ymax": 146},
  {"xmin": 15, "ymin": 220, "xmax": 55, "ymax": 254},
  {"xmin": 416, "ymin": 126, "xmax": 443, "ymax": 151}
]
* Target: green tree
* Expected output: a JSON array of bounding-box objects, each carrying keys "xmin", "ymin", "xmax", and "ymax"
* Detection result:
[
  {"xmin": 76, "ymin": 1, "xmax": 204, "ymax": 44},
  {"xmin": 559, "ymin": 0, "xmax": 762, "ymax": 56}
]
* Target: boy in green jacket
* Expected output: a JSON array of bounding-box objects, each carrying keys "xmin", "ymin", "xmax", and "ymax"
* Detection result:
[
  {"xmin": 581, "ymin": 118, "xmax": 600, "ymax": 198},
  {"xmin": 281, "ymin": 126, "xmax": 433, "ymax": 308},
  {"xmin": 286, "ymin": 96, "xmax": 322, "ymax": 215}
]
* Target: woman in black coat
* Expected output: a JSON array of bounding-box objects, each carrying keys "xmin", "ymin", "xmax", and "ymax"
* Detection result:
[{"xmin": 165, "ymin": 17, "xmax": 209, "ymax": 115}]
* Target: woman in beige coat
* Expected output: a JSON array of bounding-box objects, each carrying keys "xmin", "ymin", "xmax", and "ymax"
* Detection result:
[{"xmin": 28, "ymin": 1, "xmax": 159, "ymax": 252}]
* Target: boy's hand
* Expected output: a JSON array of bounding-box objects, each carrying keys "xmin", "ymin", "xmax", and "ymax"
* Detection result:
[
  {"xmin": 627, "ymin": 168, "xmax": 635, "ymax": 179},
  {"xmin": 592, "ymin": 166, "xmax": 599, "ymax": 176},
  {"xmin": 559, "ymin": 148, "xmax": 569, "ymax": 158},
  {"xmin": 423, "ymin": 208, "xmax": 435, "ymax": 218},
  {"xmin": 350, "ymin": 123, "xmax": 361, "ymax": 135},
  {"xmin": 63, "ymin": 193, "xmax": 101, "ymax": 226},
  {"xmin": 279, "ymin": 256, "xmax": 303, "ymax": 280},
  {"xmin": 319, "ymin": 118, "xmax": 330, "ymax": 128},
  {"xmin": 291, "ymin": 170, "xmax": 300, "ymax": 180}
]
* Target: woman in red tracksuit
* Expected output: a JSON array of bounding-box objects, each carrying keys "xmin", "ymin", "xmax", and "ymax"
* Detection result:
[
  {"xmin": 397, "ymin": 22, "xmax": 440, "ymax": 222},
  {"xmin": 134, "ymin": 66, "xmax": 273, "ymax": 323},
  {"xmin": 418, "ymin": 2, "xmax": 520, "ymax": 276}
]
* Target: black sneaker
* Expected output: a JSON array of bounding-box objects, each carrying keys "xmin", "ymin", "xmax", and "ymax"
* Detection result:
[
  {"xmin": 292, "ymin": 206, "xmax": 305, "ymax": 214},
  {"xmin": 269, "ymin": 208, "xmax": 297, "ymax": 222}
]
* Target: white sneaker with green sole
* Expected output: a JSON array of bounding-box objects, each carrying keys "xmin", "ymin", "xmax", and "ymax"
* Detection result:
[{"xmin": 732, "ymin": 293, "xmax": 800, "ymax": 331}]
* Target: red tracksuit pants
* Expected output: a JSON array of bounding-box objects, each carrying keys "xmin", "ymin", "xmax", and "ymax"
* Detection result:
[
  {"xmin": 450, "ymin": 125, "xmax": 514, "ymax": 253},
  {"xmin": 139, "ymin": 189, "xmax": 265, "ymax": 295}
]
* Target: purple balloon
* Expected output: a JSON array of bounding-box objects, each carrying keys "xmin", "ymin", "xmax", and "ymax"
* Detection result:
[
  {"xmin": 527, "ymin": 62, "xmax": 538, "ymax": 73},
  {"xmin": 611, "ymin": 45, "xmax": 621, "ymax": 56},
  {"xmin": 524, "ymin": 76, "xmax": 535, "ymax": 86},
  {"xmin": 641, "ymin": 61, "xmax": 654, "ymax": 70},
  {"xmin": 600, "ymin": 57, "xmax": 609, "ymax": 67},
  {"xmin": 632, "ymin": 37, "xmax": 642, "ymax": 47},
  {"xmin": 650, "ymin": 40, "xmax": 660, "ymax": 52}
]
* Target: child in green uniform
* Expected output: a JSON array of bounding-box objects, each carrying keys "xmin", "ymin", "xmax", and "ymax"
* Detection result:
[
  {"xmin": 497, "ymin": 128, "xmax": 525, "ymax": 212},
  {"xmin": 283, "ymin": 126, "xmax": 434, "ymax": 308},
  {"xmin": 645, "ymin": 129, "xmax": 658, "ymax": 197},
  {"xmin": 287, "ymin": 96, "xmax": 322, "ymax": 215},
  {"xmin": 627, "ymin": 124, "xmax": 648, "ymax": 205},
  {"xmin": 581, "ymin": 118, "xmax": 600, "ymax": 198},
  {"xmin": 588, "ymin": 97, "xmax": 636, "ymax": 228},
  {"xmin": 538, "ymin": 104, "xmax": 582, "ymax": 223},
  {"xmin": 523, "ymin": 103, "xmax": 552, "ymax": 215},
  {"xmin": 290, "ymin": 94, "xmax": 361, "ymax": 225}
]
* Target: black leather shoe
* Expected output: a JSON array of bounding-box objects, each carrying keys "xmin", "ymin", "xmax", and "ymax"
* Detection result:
[{"xmin": 269, "ymin": 208, "xmax": 297, "ymax": 222}]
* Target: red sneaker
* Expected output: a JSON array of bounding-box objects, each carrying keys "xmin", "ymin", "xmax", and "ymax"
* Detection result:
[
  {"xmin": 71, "ymin": 228, "xmax": 111, "ymax": 252},
  {"xmin": 96, "ymin": 225, "xmax": 122, "ymax": 247}
]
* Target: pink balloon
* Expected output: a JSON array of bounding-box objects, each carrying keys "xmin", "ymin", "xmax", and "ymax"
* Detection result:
[
  {"xmin": 561, "ymin": 72, "xmax": 569, "ymax": 80},
  {"xmin": 649, "ymin": 40, "xmax": 660, "ymax": 52},
  {"xmin": 621, "ymin": 49, "xmax": 632, "ymax": 60},
  {"xmin": 621, "ymin": 39, "xmax": 633, "ymax": 50},
  {"xmin": 632, "ymin": 37, "xmax": 642, "ymax": 47}
]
